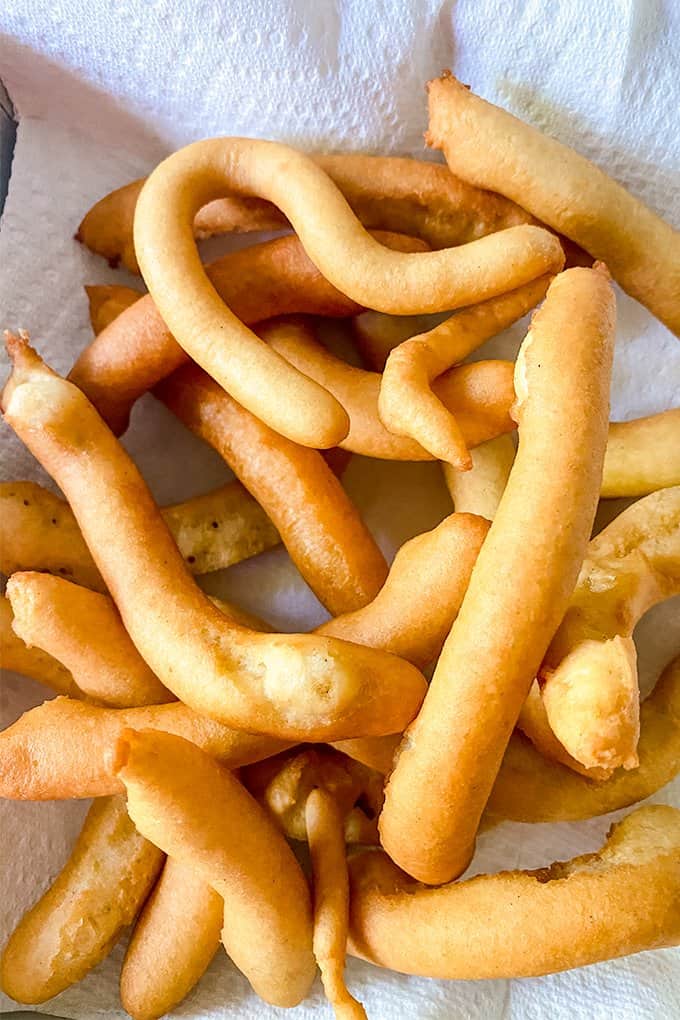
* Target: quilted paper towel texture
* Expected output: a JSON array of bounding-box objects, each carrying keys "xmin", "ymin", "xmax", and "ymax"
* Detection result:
[{"xmin": 0, "ymin": 1, "xmax": 679, "ymax": 1018}]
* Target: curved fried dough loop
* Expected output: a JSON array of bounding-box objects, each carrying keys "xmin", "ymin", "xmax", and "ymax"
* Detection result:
[
  {"xmin": 380, "ymin": 266, "xmax": 615, "ymax": 884},
  {"xmin": 444, "ymin": 434, "xmax": 515, "ymax": 520},
  {"xmin": 0, "ymin": 478, "xmax": 279, "ymax": 585},
  {"xmin": 602, "ymin": 409, "xmax": 680, "ymax": 498},
  {"xmin": 0, "ymin": 697, "xmax": 290, "ymax": 800},
  {"xmin": 0, "ymin": 796, "xmax": 164, "ymax": 1004},
  {"xmin": 536, "ymin": 485, "xmax": 680, "ymax": 773},
  {"xmin": 261, "ymin": 318, "xmax": 517, "ymax": 459},
  {"xmin": 488, "ymin": 654, "xmax": 680, "ymax": 824},
  {"xmin": 121, "ymin": 857, "xmax": 223, "ymax": 1020},
  {"xmin": 427, "ymin": 72, "xmax": 680, "ymax": 336},
  {"xmin": 155, "ymin": 354, "xmax": 388, "ymax": 616},
  {"xmin": 132, "ymin": 138, "xmax": 562, "ymax": 443},
  {"xmin": 245, "ymin": 748, "xmax": 383, "ymax": 846},
  {"xmin": 0, "ymin": 594, "xmax": 74, "ymax": 695},
  {"xmin": 306, "ymin": 789, "xmax": 368, "ymax": 1020},
  {"xmin": 378, "ymin": 276, "xmax": 550, "ymax": 468},
  {"xmin": 2, "ymin": 338, "xmax": 426, "ymax": 740},
  {"xmin": 77, "ymin": 153, "xmax": 534, "ymax": 274},
  {"xmin": 72, "ymin": 231, "xmax": 426, "ymax": 435},
  {"xmin": 114, "ymin": 729, "xmax": 317, "ymax": 1008},
  {"xmin": 349, "ymin": 806, "xmax": 680, "ymax": 978},
  {"xmin": 6, "ymin": 572, "xmax": 170, "ymax": 707}
]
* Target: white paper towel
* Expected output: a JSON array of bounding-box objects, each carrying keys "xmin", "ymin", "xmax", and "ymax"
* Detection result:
[{"xmin": 0, "ymin": 1, "xmax": 679, "ymax": 1018}]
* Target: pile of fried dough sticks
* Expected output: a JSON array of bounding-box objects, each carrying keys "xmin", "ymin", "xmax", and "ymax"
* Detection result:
[{"xmin": 1, "ymin": 71, "xmax": 679, "ymax": 1020}]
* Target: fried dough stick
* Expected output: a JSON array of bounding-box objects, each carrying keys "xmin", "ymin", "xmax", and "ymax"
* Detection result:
[
  {"xmin": 378, "ymin": 276, "xmax": 550, "ymax": 468},
  {"xmin": 0, "ymin": 594, "xmax": 74, "ymax": 695},
  {"xmin": 379, "ymin": 266, "xmax": 615, "ymax": 884},
  {"xmin": 306, "ymin": 789, "xmax": 368, "ymax": 1020},
  {"xmin": 0, "ymin": 478, "xmax": 279, "ymax": 587},
  {"xmin": 2, "ymin": 337, "xmax": 426, "ymax": 741},
  {"xmin": 154, "ymin": 355, "xmax": 388, "ymax": 617},
  {"xmin": 349, "ymin": 806, "xmax": 680, "ymax": 977},
  {"xmin": 0, "ymin": 797, "xmax": 164, "ymax": 1004},
  {"xmin": 114, "ymin": 729, "xmax": 316, "ymax": 1007},
  {"xmin": 77, "ymin": 153, "xmax": 534, "ymax": 274},
  {"xmin": 537, "ymin": 485, "xmax": 680, "ymax": 773},
  {"xmin": 427, "ymin": 73, "xmax": 680, "ymax": 336}
]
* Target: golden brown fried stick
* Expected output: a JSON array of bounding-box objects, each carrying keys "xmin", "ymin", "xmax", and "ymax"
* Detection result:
[
  {"xmin": 0, "ymin": 478, "xmax": 279, "ymax": 585},
  {"xmin": 488, "ymin": 654, "xmax": 680, "ymax": 823},
  {"xmin": 319, "ymin": 512, "xmax": 489, "ymax": 669},
  {"xmin": 155, "ymin": 355, "xmax": 389, "ymax": 616},
  {"xmin": 0, "ymin": 697, "xmax": 290, "ymax": 800},
  {"xmin": 0, "ymin": 594, "xmax": 74, "ymax": 695},
  {"xmin": 261, "ymin": 318, "xmax": 517, "ymax": 460},
  {"xmin": 77, "ymin": 154, "xmax": 534, "ymax": 273},
  {"xmin": 379, "ymin": 266, "xmax": 615, "ymax": 884},
  {"xmin": 537, "ymin": 485, "xmax": 680, "ymax": 773},
  {"xmin": 378, "ymin": 276, "xmax": 550, "ymax": 468},
  {"xmin": 132, "ymin": 140, "xmax": 562, "ymax": 444},
  {"xmin": 72, "ymin": 231, "xmax": 427, "ymax": 435},
  {"xmin": 0, "ymin": 796, "xmax": 164, "ymax": 1004},
  {"xmin": 602, "ymin": 409, "xmax": 680, "ymax": 497},
  {"xmin": 427, "ymin": 73, "xmax": 680, "ymax": 336},
  {"xmin": 6, "ymin": 572, "xmax": 170, "ymax": 707},
  {"xmin": 443, "ymin": 434, "xmax": 515, "ymax": 520},
  {"xmin": 306, "ymin": 788, "xmax": 368, "ymax": 1020},
  {"xmin": 2, "ymin": 338, "xmax": 426, "ymax": 741},
  {"xmin": 120, "ymin": 857, "xmax": 223, "ymax": 1020},
  {"xmin": 114, "ymin": 729, "xmax": 317, "ymax": 1007},
  {"xmin": 349, "ymin": 805, "xmax": 680, "ymax": 978}
]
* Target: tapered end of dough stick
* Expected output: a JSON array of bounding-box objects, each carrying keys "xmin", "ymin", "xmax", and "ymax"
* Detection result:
[
  {"xmin": 85, "ymin": 283, "xmax": 143, "ymax": 334},
  {"xmin": 541, "ymin": 636, "xmax": 640, "ymax": 771}
]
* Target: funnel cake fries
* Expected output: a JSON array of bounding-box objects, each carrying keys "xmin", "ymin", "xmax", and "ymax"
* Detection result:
[
  {"xmin": 154, "ymin": 356, "xmax": 388, "ymax": 616},
  {"xmin": 427, "ymin": 73, "xmax": 680, "ymax": 337},
  {"xmin": 131, "ymin": 139, "xmax": 562, "ymax": 444},
  {"xmin": 114, "ymin": 729, "xmax": 317, "ymax": 1008},
  {"xmin": 349, "ymin": 806, "xmax": 680, "ymax": 978},
  {"xmin": 306, "ymin": 788, "xmax": 368, "ymax": 1020},
  {"xmin": 537, "ymin": 485, "xmax": 680, "ymax": 773},
  {"xmin": 121, "ymin": 858, "xmax": 224, "ymax": 1020},
  {"xmin": 0, "ymin": 478, "xmax": 279, "ymax": 585},
  {"xmin": 379, "ymin": 266, "xmax": 615, "ymax": 884},
  {"xmin": 77, "ymin": 153, "xmax": 534, "ymax": 274},
  {"xmin": 2, "ymin": 337, "xmax": 426, "ymax": 741},
  {"xmin": 0, "ymin": 797, "xmax": 164, "ymax": 1004},
  {"xmin": 73, "ymin": 231, "xmax": 427, "ymax": 435},
  {"xmin": 378, "ymin": 276, "xmax": 550, "ymax": 468}
]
